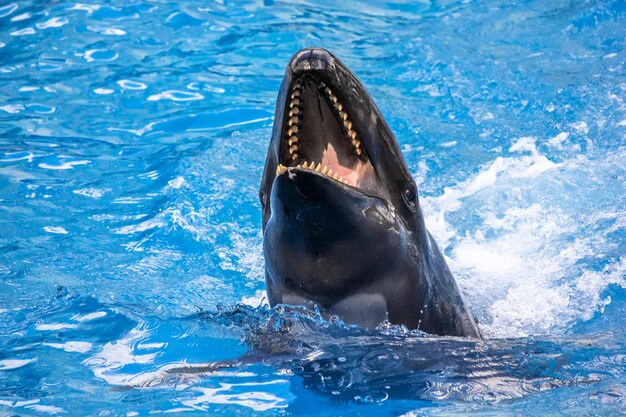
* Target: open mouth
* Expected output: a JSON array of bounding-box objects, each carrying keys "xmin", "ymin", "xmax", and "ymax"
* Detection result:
[{"xmin": 275, "ymin": 75, "xmax": 379, "ymax": 193}]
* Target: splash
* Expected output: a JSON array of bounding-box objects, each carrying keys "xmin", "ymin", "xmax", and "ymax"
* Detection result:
[{"xmin": 423, "ymin": 138, "xmax": 626, "ymax": 337}]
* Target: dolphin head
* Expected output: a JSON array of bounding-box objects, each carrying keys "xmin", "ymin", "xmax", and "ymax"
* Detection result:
[
  {"xmin": 260, "ymin": 48, "xmax": 421, "ymax": 229},
  {"xmin": 259, "ymin": 48, "xmax": 427, "ymax": 310}
]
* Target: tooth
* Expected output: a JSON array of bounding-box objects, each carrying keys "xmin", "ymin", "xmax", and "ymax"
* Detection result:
[
  {"xmin": 289, "ymin": 117, "xmax": 299, "ymax": 126},
  {"xmin": 291, "ymin": 153, "xmax": 298, "ymax": 160},
  {"xmin": 288, "ymin": 136, "xmax": 298, "ymax": 146},
  {"xmin": 302, "ymin": 161, "xmax": 308, "ymax": 168},
  {"xmin": 288, "ymin": 126, "xmax": 298, "ymax": 136},
  {"xmin": 276, "ymin": 166, "xmax": 280, "ymax": 175},
  {"xmin": 337, "ymin": 103, "xmax": 343, "ymax": 111},
  {"xmin": 315, "ymin": 162, "xmax": 321, "ymax": 172},
  {"xmin": 321, "ymin": 166, "xmax": 328, "ymax": 175},
  {"xmin": 345, "ymin": 121, "xmax": 352, "ymax": 130},
  {"xmin": 289, "ymin": 107, "xmax": 300, "ymax": 117},
  {"xmin": 325, "ymin": 87, "xmax": 332, "ymax": 95},
  {"xmin": 333, "ymin": 173, "xmax": 339, "ymax": 180},
  {"xmin": 289, "ymin": 98, "xmax": 300, "ymax": 108},
  {"xmin": 356, "ymin": 148, "xmax": 362, "ymax": 156},
  {"xmin": 291, "ymin": 90, "xmax": 300, "ymax": 99},
  {"xmin": 289, "ymin": 144, "xmax": 298, "ymax": 154},
  {"xmin": 342, "ymin": 112, "xmax": 348, "ymax": 121},
  {"xmin": 350, "ymin": 131, "xmax": 357, "ymax": 140},
  {"xmin": 331, "ymin": 95, "xmax": 338, "ymax": 103}
]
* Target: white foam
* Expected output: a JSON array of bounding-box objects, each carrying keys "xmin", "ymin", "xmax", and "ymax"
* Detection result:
[
  {"xmin": 73, "ymin": 187, "xmax": 110, "ymax": 198},
  {"xmin": 570, "ymin": 121, "xmax": 589, "ymax": 134},
  {"xmin": 218, "ymin": 230, "xmax": 264, "ymax": 283},
  {"xmin": 547, "ymin": 132, "xmax": 570, "ymax": 148},
  {"xmin": 433, "ymin": 137, "xmax": 558, "ymax": 214},
  {"xmin": 421, "ymin": 139, "xmax": 625, "ymax": 338},
  {"xmin": 167, "ymin": 176, "xmax": 187, "ymax": 189},
  {"xmin": 241, "ymin": 290, "xmax": 268, "ymax": 307}
]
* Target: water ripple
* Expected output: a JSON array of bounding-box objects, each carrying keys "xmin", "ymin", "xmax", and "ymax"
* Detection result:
[
  {"xmin": 36, "ymin": 17, "xmax": 69, "ymax": 29},
  {"xmin": 117, "ymin": 79, "xmax": 147, "ymax": 90},
  {"xmin": 147, "ymin": 90, "xmax": 205, "ymax": 102},
  {"xmin": 0, "ymin": 4, "xmax": 18, "ymax": 19},
  {"xmin": 0, "ymin": 0, "xmax": 624, "ymax": 415},
  {"xmin": 84, "ymin": 48, "xmax": 119, "ymax": 62}
]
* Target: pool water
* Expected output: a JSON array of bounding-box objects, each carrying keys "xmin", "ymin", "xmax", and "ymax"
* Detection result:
[{"xmin": 1, "ymin": 0, "xmax": 625, "ymax": 415}]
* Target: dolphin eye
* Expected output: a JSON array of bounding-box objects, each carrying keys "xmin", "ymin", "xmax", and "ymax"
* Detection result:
[
  {"xmin": 402, "ymin": 185, "xmax": 417, "ymax": 209},
  {"xmin": 260, "ymin": 192, "xmax": 267, "ymax": 207}
]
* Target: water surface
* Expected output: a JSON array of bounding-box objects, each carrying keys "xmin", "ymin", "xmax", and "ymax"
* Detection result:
[{"xmin": 0, "ymin": 0, "xmax": 625, "ymax": 415}]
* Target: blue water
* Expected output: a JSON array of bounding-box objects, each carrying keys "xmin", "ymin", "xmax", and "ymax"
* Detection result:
[{"xmin": 1, "ymin": 0, "xmax": 625, "ymax": 415}]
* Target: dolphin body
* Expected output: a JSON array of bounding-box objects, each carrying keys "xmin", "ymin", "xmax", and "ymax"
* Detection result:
[{"xmin": 259, "ymin": 48, "xmax": 481, "ymax": 338}]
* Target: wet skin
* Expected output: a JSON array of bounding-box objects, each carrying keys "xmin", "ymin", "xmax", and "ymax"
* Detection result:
[{"xmin": 259, "ymin": 48, "xmax": 481, "ymax": 338}]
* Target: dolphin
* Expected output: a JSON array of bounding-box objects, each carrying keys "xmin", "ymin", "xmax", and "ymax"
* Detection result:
[{"xmin": 259, "ymin": 48, "xmax": 481, "ymax": 338}]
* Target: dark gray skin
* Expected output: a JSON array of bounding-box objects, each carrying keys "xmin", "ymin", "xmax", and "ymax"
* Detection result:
[{"xmin": 259, "ymin": 48, "xmax": 481, "ymax": 338}]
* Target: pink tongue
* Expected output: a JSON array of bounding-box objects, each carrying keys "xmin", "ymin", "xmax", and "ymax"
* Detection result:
[{"xmin": 321, "ymin": 143, "xmax": 373, "ymax": 188}]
